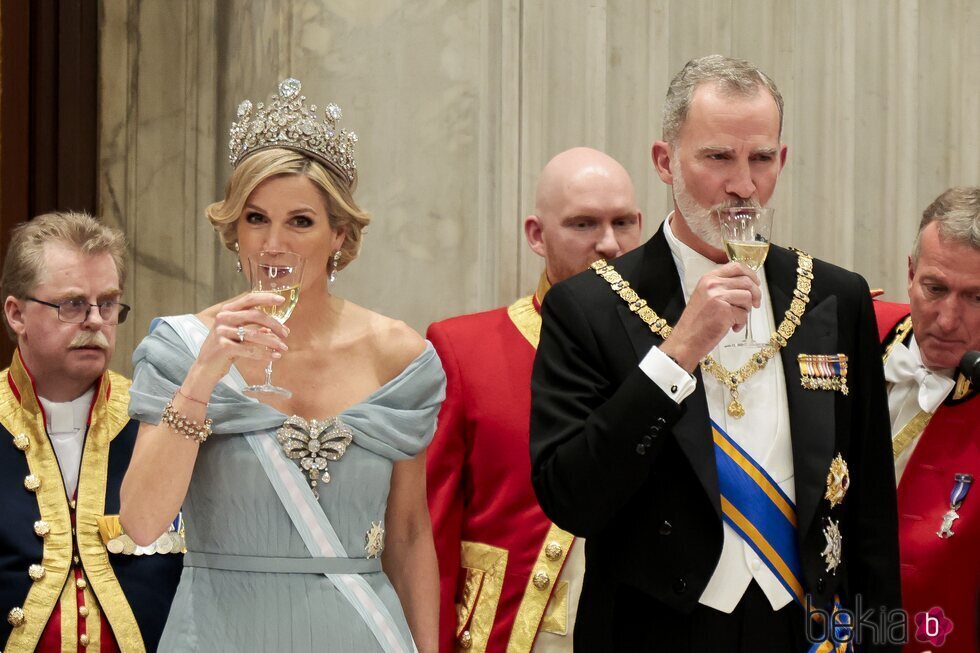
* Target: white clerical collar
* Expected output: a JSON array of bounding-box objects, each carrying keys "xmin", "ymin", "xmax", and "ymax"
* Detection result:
[{"xmin": 38, "ymin": 388, "xmax": 94, "ymax": 435}]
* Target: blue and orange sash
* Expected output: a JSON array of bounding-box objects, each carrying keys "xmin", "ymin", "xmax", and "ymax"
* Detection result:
[
  {"xmin": 712, "ymin": 419, "xmax": 805, "ymax": 606},
  {"xmin": 714, "ymin": 421, "xmax": 853, "ymax": 651}
]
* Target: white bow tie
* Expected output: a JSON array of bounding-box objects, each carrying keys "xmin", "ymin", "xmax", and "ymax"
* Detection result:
[{"xmin": 883, "ymin": 341, "xmax": 955, "ymax": 414}]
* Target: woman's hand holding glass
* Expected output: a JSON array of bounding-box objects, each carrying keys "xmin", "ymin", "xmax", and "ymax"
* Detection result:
[
  {"xmin": 188, "ymin": 292, "xmax": 291, "ymax": 389},
  {"xmin": 242, "ymin": 252, "xmax": 304, "ymax": 397}
]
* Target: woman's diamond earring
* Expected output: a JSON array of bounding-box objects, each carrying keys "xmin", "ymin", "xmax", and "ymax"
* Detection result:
[
  {"xmin": 329, "ymin": 250, "xmax": 341, "ymax": 283},
  {"xmin": 234, "ymin": 242, "xmax": 243, "ymax": 273}
]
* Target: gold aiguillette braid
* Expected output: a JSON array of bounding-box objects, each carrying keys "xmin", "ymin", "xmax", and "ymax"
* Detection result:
[{"xmin": 591, "ymin": 248, "xmax": 814, "ymax": 418}]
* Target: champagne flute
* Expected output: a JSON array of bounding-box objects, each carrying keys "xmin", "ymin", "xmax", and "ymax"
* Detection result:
[
  {"xmin": 717, "ymin": 207, "xmax": 774, "ymax": 348},
  {"xmin": 243, "ymin": 251, "xmax": 304, "ymax": 397}
]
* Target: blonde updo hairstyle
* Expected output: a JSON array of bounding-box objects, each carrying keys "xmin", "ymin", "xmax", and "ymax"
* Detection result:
[{"xmin": 207, "ymin": 148, "xmax": 370, "ymax": 273}]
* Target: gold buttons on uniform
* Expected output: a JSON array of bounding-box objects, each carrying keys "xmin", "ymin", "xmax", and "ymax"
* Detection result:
[
  {"xmin": 76, "ymin": 577, "xmax": 87, "ymax": 590},
  {"xmin": 7, "ymin": 607, "xmax": 26, "ymax": 627},
  {"xmin": 28, "ymin": 564, "xmax": 45, "ymax": 581},
  {"xmin": 544, "ymin": 541, "xmax": 563, "ymax": 561},
  {"xmin": 24, "ymin": 475, "xmax": 41, "ymax": 491},
  {"xmin": 458, "ymin": 629, "xmax": 472, "ymax": 649},
  {"xmin": 79, "ymin": 633, "xmax": 90, "ymax": 647},
  {"xmin": 79, "ymin": 605, "xmax": 90, "ymax": 618},
  {"xmin": 532, "ymin": 570, "xmax": 551, "ymax": 590},
  {"xmin": 34, "ymin": 521, "xmax": 50, "ymax": 537},
  {"xmin": 13, "ymin": 433, "xmax": 30, "ymax": 450}
]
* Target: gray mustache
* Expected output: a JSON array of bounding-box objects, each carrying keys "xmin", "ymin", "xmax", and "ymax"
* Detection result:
[
  {"xmin": 69, "ymin": 331, "xmax": 110, "ymax": 350},
  {"xmin": 714, "ymin": 198, "xmax": 763, "ymax": 210}
]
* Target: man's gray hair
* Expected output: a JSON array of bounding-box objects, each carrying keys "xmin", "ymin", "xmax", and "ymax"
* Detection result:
[
  {"xmin": 912, "ymin": 186, "xmax": 980, "ymax": 262},
  {"xmin": 662, "ymin": 54, "xmax": 784, "ymax": 145}
]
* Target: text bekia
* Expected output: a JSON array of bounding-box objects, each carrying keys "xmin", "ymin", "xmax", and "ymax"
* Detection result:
[{"xmin": 805, "ymin": 595, "xmax": 908, "ymax": 646}]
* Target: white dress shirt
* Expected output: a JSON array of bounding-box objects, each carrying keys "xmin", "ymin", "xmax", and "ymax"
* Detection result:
[
  {"xmin": 38, "ymin": 388, "xmax": 94, "ymax": 498},
  {"xmin": 639, "ymin": 214, "xmax": 796, "ymax": 612},
  {"xmin": 885, "ymin": 336, "xmax": 955, "ymax": 483}
]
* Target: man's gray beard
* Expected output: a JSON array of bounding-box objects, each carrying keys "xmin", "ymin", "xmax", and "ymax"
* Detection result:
[
  {"xmin": 672, "ymin": 160, "xmax": 761, "ymax": 250},
  {"xmin": 672, "ymin": 163, "xmax": 724, "ymax": 249}
]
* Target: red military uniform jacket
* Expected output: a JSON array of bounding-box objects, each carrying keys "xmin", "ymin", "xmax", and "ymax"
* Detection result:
[
  {"xmin": 427, "ymin": 276, "xmax": 579, "ymax": 653},
  {"xmin": 876, "ymin": 301, "xmax": 979, "ymax": 653}
]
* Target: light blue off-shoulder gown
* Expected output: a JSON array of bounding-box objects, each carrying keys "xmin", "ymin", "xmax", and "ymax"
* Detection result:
[{"xmin": 129, "ymin": 316, "xmax": 445, "ymax": 653}]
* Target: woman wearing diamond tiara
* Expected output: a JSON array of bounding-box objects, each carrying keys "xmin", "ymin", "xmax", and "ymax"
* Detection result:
[{"xmin": 119, "ymin": 79, "xmax": 444, "ymax": 653}]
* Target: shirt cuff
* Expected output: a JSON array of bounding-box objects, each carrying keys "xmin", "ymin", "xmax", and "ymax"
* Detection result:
[{"xmin": 639, "ymin": 346, "xmax": 697, "ymax": 404}]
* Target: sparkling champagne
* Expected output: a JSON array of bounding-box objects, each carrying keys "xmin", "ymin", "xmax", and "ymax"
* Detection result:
[
  {"xmin": 724, "ymin": 240, "xmax": 770, "ymax": 271},
  {"xmin": 258, "ymin": 285, "xmax": 300, "ymax": 324}
]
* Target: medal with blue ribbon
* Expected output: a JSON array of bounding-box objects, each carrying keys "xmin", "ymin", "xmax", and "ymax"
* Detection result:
[{"xmin": 938, "ymin": 473, "xmax": 973, "ymax": 539}]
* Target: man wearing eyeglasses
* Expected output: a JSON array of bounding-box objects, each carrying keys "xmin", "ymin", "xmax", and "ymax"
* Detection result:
[{"xmin": 1, "ymin": 212, "xmax": 181, "ymax": 652}]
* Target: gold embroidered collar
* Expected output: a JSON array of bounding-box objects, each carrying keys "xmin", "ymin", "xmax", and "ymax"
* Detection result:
[
  {"xmin": 591, "ymin": 248, "xmax": 815, "ymax": 418},
  {"xmin": 508, "ymin": 273, "xmax": 550, "ymax": 349}
]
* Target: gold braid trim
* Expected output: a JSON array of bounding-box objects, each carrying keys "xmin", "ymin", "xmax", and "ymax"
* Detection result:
[
  {"xmin": 506, "ymin": 525, "xmax": 575, "ymax": 651},
  {"xmin": 1, "ymin": 354, "xmax": 72, "ymax": 651},
  {"xmin": 507, "ymin": 295, "xmax": 542, "ymax": 350},
  {"xmin": 882, "ymin": 316, "xmax": 913, "ymax": 365},
  {"xmin": 58, "ymin": 575, "xmax": 78, "ymax": 652},
  {"xmin": 85, "ymin": 581, "xmax": 103, "ymax": 651},
  {"xmin": 456, "ymin": 541, "xmax": 508, "ymax": 652},
  {"xmin": 591, "ymin": 248, "xmax": 814, "ymax": 418},
  {"xmin": 891, "ymin": 410, "xmax": 933, "ymax": 461},
  {"xmin": 77, "ymin": 371, "xmax": 147, "ymax": 653}
]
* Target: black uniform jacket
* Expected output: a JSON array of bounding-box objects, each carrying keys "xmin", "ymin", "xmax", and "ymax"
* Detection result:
[{"xmin": 529, "ymin": 225, "xmax": 902, "ymax": 651}]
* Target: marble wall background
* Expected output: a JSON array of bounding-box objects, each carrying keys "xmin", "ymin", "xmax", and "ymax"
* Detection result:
[{"xmin": 99, "ymin": 0, "xmax": 980, "ymax": 374}]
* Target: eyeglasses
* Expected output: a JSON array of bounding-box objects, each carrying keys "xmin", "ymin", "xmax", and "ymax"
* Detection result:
[{"xmin": 26, "ymin": 297, "xmax": 131, "ymax": 325}]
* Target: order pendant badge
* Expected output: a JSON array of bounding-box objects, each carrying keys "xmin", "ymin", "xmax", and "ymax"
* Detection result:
[
  {"xmin": 824, "ymin": 454, "xmax": 850, "ymax": 509},
  {"xmin": 821, "ymin": 517, "xmax": 843, "ymax": 574},
  {"xmin": 726, "ymin": 398, "xmax": 746, "ymax": 419},
  {"xmin": 937, "ymin": 509, "xmax": 959, "ymax": 539},
  {"xmin": 937, "ymin": 473, "xmax": 973, "ymax": 539}
]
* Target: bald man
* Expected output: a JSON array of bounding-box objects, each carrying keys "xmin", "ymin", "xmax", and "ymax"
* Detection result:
[{"xmin": 426, "ymin": 148, "xmax": 642, "ymax": 652}]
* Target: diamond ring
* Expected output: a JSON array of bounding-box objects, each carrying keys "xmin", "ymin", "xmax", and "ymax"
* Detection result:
[{"xmin": 237, "ymin": 326, "xmax": 246, "ymax": 343}]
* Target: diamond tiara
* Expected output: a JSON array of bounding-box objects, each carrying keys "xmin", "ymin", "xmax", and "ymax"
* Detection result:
[{"xmin": 228, "ymin": 78, "xmax": 358, "ymax": 188}]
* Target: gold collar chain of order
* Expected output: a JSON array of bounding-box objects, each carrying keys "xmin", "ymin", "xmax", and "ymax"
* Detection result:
[{"xmin": 591, "ymin": 248, "xmax": 814, "ymax": 418}]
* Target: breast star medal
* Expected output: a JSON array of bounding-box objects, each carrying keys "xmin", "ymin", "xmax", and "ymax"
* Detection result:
[
  {"xmin": 824, "ymin": 454, "xmax": 850, "ymax": 509},
  {"xmin": 821, "ymin": 517, "xmax": 843, "ymax": 574},
  {"xmin": 277, "ymin": 416, "xmax": 353, "ymax": 498},
  {"xmin": 937, "ymin": 473, "xmax": 973, "ymax": 539},
  {"xmin": 365, "ymin": 521, "xmax": 385, "ymax": 559}
]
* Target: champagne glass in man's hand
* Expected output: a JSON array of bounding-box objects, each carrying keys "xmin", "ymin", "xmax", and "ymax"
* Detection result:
[{"xmin": 717, "ymin": 207, "xmax": 774, "ymax": 348}]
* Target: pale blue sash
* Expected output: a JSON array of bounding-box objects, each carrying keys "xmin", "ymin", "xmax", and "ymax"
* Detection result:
[{"xmin": 161, "ymin": 315, "xmax": 420, "ymax": 653}]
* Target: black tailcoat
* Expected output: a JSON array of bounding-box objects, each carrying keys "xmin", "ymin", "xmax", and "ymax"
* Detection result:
[{"xmin": 529, "ymin": 226, "xmax": 901, "ymax": 651}]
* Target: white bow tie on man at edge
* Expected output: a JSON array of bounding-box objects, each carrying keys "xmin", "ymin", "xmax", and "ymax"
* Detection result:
[{"xmin": 884, "ymin": 339, "xmax": 956, "ymax": 415}]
